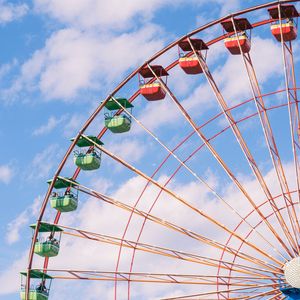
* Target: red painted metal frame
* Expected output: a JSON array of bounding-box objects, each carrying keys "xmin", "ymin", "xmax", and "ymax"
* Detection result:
[
  {"xmin": 25, "ymin": 1, "xmax": 300, "ymax": 299},
  {"xmin": 218, "ymin": 195, "xmax": 299, "ymax": 299}
]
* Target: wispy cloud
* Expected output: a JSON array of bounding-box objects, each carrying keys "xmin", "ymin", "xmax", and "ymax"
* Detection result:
[
  {"xmin": 5, "ymin": 25, "xmax": 164, "ymax": 101},
  {"xmin": 33, "ymin": 114, "xmax": 67, "ymax": 136},
  {"xmin": 6, "ymin": 196, "xmax": 41, "ymax": 244},
  {"xmin": 0, "ymin": 164, "xmax": 14, "ymax": 184},
  {"xmin": 26, "ymin": 144, "xmax": 63, "ymax": 181},
  {"xmin": 0, "ymin": 1, "xmax": 28, "ymax": 25}
]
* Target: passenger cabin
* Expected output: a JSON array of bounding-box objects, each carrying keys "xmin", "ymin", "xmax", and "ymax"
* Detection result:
[
  {"xmin": 139, "ymin": 65, "xmax": 169, "ymax": 101},
  {"xmin": 221, "ymin": 18, "xmax": 253, "ymax": 55},
  {"xmin": 50, "ymin": 190, "xmax": 78, "ymax": 213},
  {"xmin": 47, "ymin": 176, "xmax": 78, "ymax": 189},
  {"xmin": 104, "ymin": 97, "xmax": 133, "ymax": 133},
  {"xmin": 178, "ymin": 38, "xmax": 208, "ymax": 75},
  {"xmin": 268, "ymin": 5, "xmax": 298, "ymax": 42},
  {"xmin": 48, "ymin": 177, "xmax": 78, "ymax": 212},
  {"xmin": 71, "ymin": 136, "xmax": 103, "ymax": 171},
  {"xmin": 30, "ymin": 222, "xmax": 63, "ymax": 258},
  {"xmin": 20, "ymin": 270, "xmax": 53, "ymax": 300}
]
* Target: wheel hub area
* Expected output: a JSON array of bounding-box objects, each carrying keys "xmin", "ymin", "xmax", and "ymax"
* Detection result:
[{"xmin": 284, "ymin": 257, "xmax": 300, "ymax": 288}]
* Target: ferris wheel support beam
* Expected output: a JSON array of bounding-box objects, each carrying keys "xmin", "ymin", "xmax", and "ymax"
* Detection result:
[
  {"xmin": 220, "ymin": 200, "xmax": 300, "ymax": 299},
  {"xmin": 232, "ymin": 288, "xmax": 282, "ymax": 300},
  {"xmin": 277, "ymin": 4, "xmax": 300, "ymax": 217},
  {"xmin": 267, "ymin": 292, "xmax": 285, "ymax": 300},
  {"xmin": 230, "ymin": 16, "xmax": 300, "ymax": 254},
  {"xmin": 147, "ymin": 61, "xmax": 294, "ymax": 259},
  {"xmin": 161, "ymin": 283, "xmax": 280, "ymax": 299},
  {"xmin": 61, "ymin": 225, "xmax": 281, "ymax": 277},
  {"xmin": 32, "ymin": 268, "xmax": 278, "ymax": 286},
  {"xmin": 109, "ymin": 96, "xmax": 287, "ymax": 262},
  {"xmin": 79, "ymin": 136, "xmax": 283, "ymax": 269},
  {"xmin": 62, "ymin": 176, "xmax": 282, "ymax": 273},
  {"xmin": 186, "ymin": 37, "xmax": 298, "ymax": 257}
]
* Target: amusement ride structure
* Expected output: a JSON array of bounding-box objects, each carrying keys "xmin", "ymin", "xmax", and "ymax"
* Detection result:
[{"xmin": 21, "ymin": 0, "xmax": 300, "ymax": 299}]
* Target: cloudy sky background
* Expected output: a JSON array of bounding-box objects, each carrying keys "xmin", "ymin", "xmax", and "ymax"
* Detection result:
[{"xmin": 1, "ymin": 0, "xmax": 300, "ymax": 299}]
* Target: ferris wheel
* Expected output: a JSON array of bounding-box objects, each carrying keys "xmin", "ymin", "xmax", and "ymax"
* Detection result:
[{"xmin": 21, "ymin": 0, "xmax": 300, "ymax": 299}]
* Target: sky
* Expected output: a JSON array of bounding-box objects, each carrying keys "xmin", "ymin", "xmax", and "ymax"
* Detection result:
[{"xmin": 1, "ymin": 0, "xmax": 300, "ymax": 299}]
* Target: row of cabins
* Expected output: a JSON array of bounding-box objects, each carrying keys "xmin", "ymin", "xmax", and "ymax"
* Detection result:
[{"xmin": 20, "ymin": 4, "xmax": 299, "ymax": 300}]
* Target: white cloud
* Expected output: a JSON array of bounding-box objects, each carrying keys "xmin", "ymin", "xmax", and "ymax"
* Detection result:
[
  {"xmin": 34, "ymin": 0, "xmax": 187, "ymax": 31},
  {"xmin": 33, "ymin": 0, "xmax": 244, "ymax": 31},
  {"xmin": 216, "ymin": 0, "xmax": 241, "ymax": 16},
  {"xmin": 0, "ymin": 164, "xmax": 14, "ymax": 184},
  {"xmin": 0, "ymin": 1, "xmax": 28, "ymax": 25},
  {"xmin": 0, "ymin": 253, "xmax": 27, "ymax": 295},
  {"xmin": 33, "ymin": 115, "xmax": 67, "ymax": 136},
  {"xmin": 107, "ymin": 138, "xmax": 146, "ymax": 164},
  {"xmin": 2, "ymin": 160, "xmax": 296, "ymax": 298},
  {"xmin": 26, "ymin": 144, "xmax": 63, "ymax": 181},
  {"xmin": 12, "ymin": 25, "xmax": 164, "ymax": 101},
  {"xmin": 6, "ymin": 196, "xmax": 41, "ymax": 244}
]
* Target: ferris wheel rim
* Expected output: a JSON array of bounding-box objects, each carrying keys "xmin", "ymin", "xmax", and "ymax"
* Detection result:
[{"xmin": 25, "ymin": 1, "xmax": 300, "ymax": 299}]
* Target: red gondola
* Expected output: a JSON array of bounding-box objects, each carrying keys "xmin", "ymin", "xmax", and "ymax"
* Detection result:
[
  {"xmin": 221, "ymin": 18, "xmax": 253, "ymax": 55},
  {"xmin": 271, "ymin": 22, "xmax": 297, "ymax": 42},
  {"xmin": 139, "ymin": 65, "xmax": 168, "ymax": 101},
  {"xmin": 139, "ymin": 82, "xmax": 166, "ymax": 101},
  {"xmin": 178, "ymin": 57, "xmax": 202, "ymax": 74},
  {"xmin": 224, "ymin": 35, "xmax": 251, "ymax": 55},
  {"xmin": 178, "ymin": 38, "xmax": 208, "ymax": 75},
  {"xmin": 268, "ymin": 5, "xmax": 298, "ymax": 42}
]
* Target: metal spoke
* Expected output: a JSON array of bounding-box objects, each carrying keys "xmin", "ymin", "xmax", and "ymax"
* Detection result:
[
  {"xmin": 80, "ymin": 136, "xmax": 284, "ymax": 268},
  {"xmin": 32, "ymin": 268, "xmax": 278, "ymax": 286},
  {"xmin": 160, "ymin": 283, "xmax": 280, "ymax": 299},
  {"xmin": 147, "ymin": 62, "xmax": 294, "ymax": 258},
  {"xmin": 186, "ymin": 38, "xmax": 297, "ymax": 256},
  {"xmin": 59, "ymin": 224, "xmax": 280, "ymax": 277},
  {"xmin": 58, "ymin": 177, "xmax": 282, "ymax": 272},
  {"xmin": 229, "ymin": 16, "xmax": 300, "ymax": 254},
  {"xmin": 277, "ymin": 3, "xmax": 300, "ymax": 228},
  {"xmin": 109, "ymin": 96, "xmax": 288, "ymax": 262}
]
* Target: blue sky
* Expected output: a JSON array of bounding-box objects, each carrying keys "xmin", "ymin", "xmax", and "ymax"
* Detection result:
[{"xmin": 1, "ymin": 0, "xmax": 300, "ymax": 299}]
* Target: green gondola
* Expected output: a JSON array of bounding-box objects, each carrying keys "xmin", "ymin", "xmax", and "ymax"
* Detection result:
[
  {"xmin": 73, "ymin": 151, "xmax": 101, "ymax": 170},
  {"xmin": 20, "ymin": 291, "xmax": 48, "ymax": 300},
  {"xmin": 71, "ymin": 136, "xmax": 103, "ymax": 171},
  {"xmin": 47, "ymin": 176, "xmax": 78, "ymax": 189},
  {"xmin": 105, "ymin": 115, "xmax": 131, "ymax": 133},
  {"xmin": 34, "ymin": 241, "xmax": 59, "ymax": 257},
  {"xmin": 30, "ymin": 223, "xmax": 63, "ymax": 258},
  {"xmin": 50, "ymin": 192, "xmax": 78, "ymax": 212},
  {"xmin": 104, "ymin": 97, "xmax": 133, "ymax": 133},
  {"xmin": 20, "ymin": 270, "xmax": 52, "ymax": 300}
]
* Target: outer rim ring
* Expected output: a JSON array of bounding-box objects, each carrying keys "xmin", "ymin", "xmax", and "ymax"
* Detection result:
[{"xmin": 25, "ymin": 1, "xmax": 300, "ymax": 299}]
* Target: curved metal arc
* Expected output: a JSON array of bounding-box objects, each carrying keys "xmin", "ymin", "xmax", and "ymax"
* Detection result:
[
  {"xmin": 218, "ymin": 200, "xmax": 300, "ymax": 298},
  {"xmin": 114, "ymin": 89, "xmax": 292, "ymax": 299},
  {"xmin": 26, "ymin": 1, "xmax": 300, "ymax": 298},
  {"xmin": 36, "ymin": 13, "xmax": 294, "ymax": 297},
  {"xmin": 110, "ymin": 96, "xmax": 288, "ymax": 262},
  {"xmin": 122, "ymin": 94, "xmax": 294, "ymax": 299},
  {"xmin": 61, "ymin": 177, "xmax": 283, "ymax": 273},
  {"xmin": 25, "ymin": 99, "xmax": 111, "ymax": 300},
  {"xmin": 81, "ymin": 134, "xmax": 284, "ymax": 267}
]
